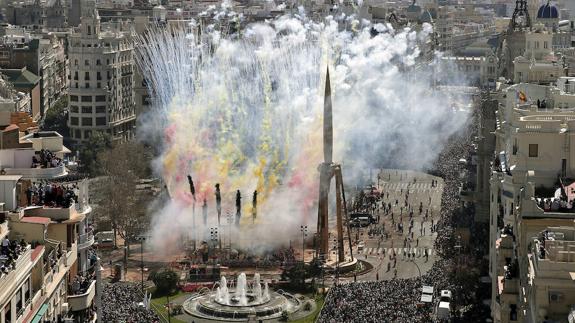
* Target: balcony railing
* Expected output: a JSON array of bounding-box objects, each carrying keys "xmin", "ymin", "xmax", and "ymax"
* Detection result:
[
  {"xmin": 78, "ymin": 230, "xmax": 95, "ymax": 250},
  {"xmin": 68, "ymin": 280, "xmax": 96, "ymax": 312},
  {"xmin": 4, "ymin": 164, "xmax": 67, "ymax": 179},
  {"xmin": 0, "ymin": 245, "xmax": 32, "ymax": 300}
]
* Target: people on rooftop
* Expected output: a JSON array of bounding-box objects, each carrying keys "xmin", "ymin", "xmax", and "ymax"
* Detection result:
[
  {"xmin": 25, "ymin": 182, "xmax": 78, "ymax": 208},
  {"xmin": 31, "ymin": 149, "xmax": 63, "ymax": 169}
]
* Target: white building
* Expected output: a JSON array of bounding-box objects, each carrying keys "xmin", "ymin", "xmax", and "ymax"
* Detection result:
[{"xmin": 67, "ymin": 9, "xmax": 136, "ymax": 144}]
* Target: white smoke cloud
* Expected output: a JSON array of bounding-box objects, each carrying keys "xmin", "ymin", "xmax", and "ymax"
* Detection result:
[{"xmin": 135, "ymin": 10, "xmax": 470, "ymax": 254}]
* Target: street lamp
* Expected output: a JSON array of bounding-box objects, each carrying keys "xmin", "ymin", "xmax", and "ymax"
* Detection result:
[
  {"xmin": 300, "ymin": 225, "xmax": 307, "ymax": 263},
  {"xmin": 210, "ymin": 227, "xmax": 218, "ymax": 261},
  {"xmin": 333, "ymin": 238, "xmax": 340, "ymax": 285},
  {"xmin": 136, "ymin": 236, "xmax": 146, "ymax": 295}
]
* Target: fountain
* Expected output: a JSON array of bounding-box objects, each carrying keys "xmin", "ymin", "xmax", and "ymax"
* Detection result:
[{"xmin": 183, "ymin": 273, "xmax": 303, "ymax": 321}]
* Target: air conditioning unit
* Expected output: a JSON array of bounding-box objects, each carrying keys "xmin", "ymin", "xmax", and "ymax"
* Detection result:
[{"xmin": 550, "ymin": 291, "xmax": 564, "ymax": 302}]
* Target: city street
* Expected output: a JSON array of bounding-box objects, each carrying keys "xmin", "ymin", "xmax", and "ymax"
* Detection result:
[{"xmin": 342, "ymin": 169, "xmax": 444, "ymax": 282}]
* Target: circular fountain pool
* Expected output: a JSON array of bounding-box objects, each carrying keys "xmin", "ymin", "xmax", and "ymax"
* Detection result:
[{"xmin": 183, "ymin": 273, "xmax": 302, "ymax": 321}]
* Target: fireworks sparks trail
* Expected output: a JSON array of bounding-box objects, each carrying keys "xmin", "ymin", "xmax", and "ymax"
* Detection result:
[{"xmin": 135, "ymin": 8, "xmax": 470, "ymax": 252}]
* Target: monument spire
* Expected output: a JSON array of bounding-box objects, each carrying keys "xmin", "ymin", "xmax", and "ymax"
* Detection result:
[{"xmin": 324, "ymin": 67, "xmax": 333, "ymax": 164}]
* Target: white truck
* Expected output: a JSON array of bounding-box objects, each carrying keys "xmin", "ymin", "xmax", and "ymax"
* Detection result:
[{"xmin": 436, "ymin": 290, "xmax": 452, "ymax": 320}]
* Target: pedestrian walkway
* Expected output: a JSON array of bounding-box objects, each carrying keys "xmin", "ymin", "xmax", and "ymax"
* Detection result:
[
  {"xmin": 362, "ymin": 247, "xmax": 434, "ymax": 256},
  {"xmin": 380, "ymin": 182, "xmax": 443, "ymax": 192}
]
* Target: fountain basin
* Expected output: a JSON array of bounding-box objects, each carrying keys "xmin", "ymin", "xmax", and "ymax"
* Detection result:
[{"xmin": 184, "ymin": 273, "xmax": 303, "ymax": 321}]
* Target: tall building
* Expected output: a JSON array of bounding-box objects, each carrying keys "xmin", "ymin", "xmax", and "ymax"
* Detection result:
[
  {"xmin": 0, "ymin": 32, "xmax": 68, "ymax": 119},
  {"xmin": 489, "ymin": 77, "xmax": 575, "ymax": 322},
  {"xmin": 0, "ymin": 104, "xmax": 96, "ymax": 322},
  {"xmin": 67, "ymin": 9, "xmax": 136, "ymax": 144}
]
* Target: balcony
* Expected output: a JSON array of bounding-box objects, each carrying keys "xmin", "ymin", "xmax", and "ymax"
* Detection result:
[
  {"xmin": 4, "ymin": 164, "xmax": 67, "ymax": 179},
  {"xmin": 68, "ymin": 280, "xmax": 96, "ymax": 312},
  {"xmin": 78, "ymin": 230, "xmax": 95, "ymax": 250},
  {"xmin": 24, "ymin": 204, "xmax": 74, "ymax": 221},
  {"xmin": 0, "ymin": 245, "xmax": 33, "ymax": 302}
]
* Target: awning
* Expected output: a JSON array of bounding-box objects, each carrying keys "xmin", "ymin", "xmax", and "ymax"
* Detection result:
[{"xmin": 31, "ymin": 303, "xmax": 49, "ymax": 323}]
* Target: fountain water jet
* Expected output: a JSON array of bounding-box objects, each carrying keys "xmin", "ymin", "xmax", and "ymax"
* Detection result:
[{"xmin": 184, "ymin": 272, "xmax": 304, "ymax": 321}]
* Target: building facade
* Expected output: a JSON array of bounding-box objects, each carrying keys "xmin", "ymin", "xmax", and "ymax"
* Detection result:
[{"xmin": 67, "ymin": 10, "xmax": 136, "ymax": 144}]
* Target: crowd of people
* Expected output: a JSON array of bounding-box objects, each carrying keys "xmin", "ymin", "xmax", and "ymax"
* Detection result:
[
  {"xmin": 25, "ymin": 181, "xmax": 78, "ymax": 208},
  {"xmin": 101, "ymin": 282, "xmax": 160, "ymax": 323},
  {"xmin": 0, "ymin": 237, "xmax": 27, "ymax": 276},
  {"xmin": 69, "ymin": 271, "xmax": 95, "ymax": 295},
  {"xmin": 319, "ymin": 108, "xmax": 491, "ymax": 322},
  {"xmin": 31, "ymin": 148, "xmax": 63, "ymax": 168},
  {"xmin": 538, "ymin": 196, "xmax": 574, "ymax": 212}
]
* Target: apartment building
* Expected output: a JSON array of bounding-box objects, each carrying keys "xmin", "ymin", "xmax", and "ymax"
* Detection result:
[
  {"xmin": 67, "ymin": 9, "xmax": 136, "ymax": 144},
  {"xmin": 0, "ymin": 32, "xmax": 68, "ymax": 119},
  {"xmin": 0, "ymin": 129, "xmax": 96, "ymax": 323},
  {"xmin": 488, "ymin": 76, "xmax": 575, "ymax": 322}
]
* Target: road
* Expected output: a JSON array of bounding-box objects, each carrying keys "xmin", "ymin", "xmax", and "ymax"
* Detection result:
[{"xmin": 339, "ymin": 169, "xmax": 444, "ymax": 283}]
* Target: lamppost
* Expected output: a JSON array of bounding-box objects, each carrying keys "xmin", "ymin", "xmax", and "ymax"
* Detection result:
[
  {"xmin": 136, "ymin": 236, "xmax": 146, "ymax": 295},
  {"xmin": 227, "ymin": 211, "xmax": 233, "ymax": 260},
  {"xmin": 300, "ymin": 225, "xmax": 307, "ymax": 263},
  {"xmin": 333, "ymin": 237, "xmax": 339, "ymax": 285},
  {"xmin": 210, "ymin": 227, "xmax": 218, "ymax": 262}
]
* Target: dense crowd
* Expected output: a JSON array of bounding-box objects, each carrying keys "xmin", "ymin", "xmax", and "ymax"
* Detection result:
[
  {"xmin": 101, "ymin": 282, "xmax": 160, "ymax": 323},
  {"xmin": 319, "ymin": 106, "xmax": 491, "ymax": 322},
  {"xmin": 25, "ymin": 182, "xmax": 78, "ymax": 208},
  {"xmin": 0, "ymin": 237, "xmax": 27, "ymax": 276},
  {"xmin": 31, "ymin": 148, "xmax": 63, "ymax": 168}
]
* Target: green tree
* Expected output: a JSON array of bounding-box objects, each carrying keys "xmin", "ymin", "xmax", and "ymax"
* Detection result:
[
  {"xmin": 41, "ymin": 96, "xmax": 69, "ymax": 137},
  {"xmin": 97, "ymin": 140, "xmax": 152, "ymax": 249},
  {"xmin": 152, "ymin": 269, "xmax": 179, "ymax": 295},
  {"xmin": 78, "ymin": 131, "xmax": 112, "ymax": 176}
]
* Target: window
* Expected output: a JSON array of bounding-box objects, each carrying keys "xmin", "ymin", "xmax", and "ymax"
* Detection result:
[
  {"xmin": 85, "ymin": 82, "xmax": 89, "ymax": 88},
  {"xmin": 82, "ymin": 118, "xmax": 92, "ymax": 126},
  {"xmin": 74, "ymin": 59, "xmax": 78, "ymax": 66},
  {"xmin": 96, "ymin": 117, "xmax": 106, "ymax": 126},
  {"xmin": 544, "ymin": 41, "xmax": 548, "ymax": 49},
  {"xmin": 70, "ymin": 106, "xmax": 79, "ymax": 113},
  {"xmin": 85, "ymin": 130, "xmax": 91, "ymax": 139},
  {"xmin": 96, "ymin": 59, "xmax": 101, "ymax": 65},
  {"xmin": 75, "ymin": 129, "xmax": 81, "ymax": 138},
  {"xmin": 96, "ymin": 72, "xmax": 101, "ymax": 80},
  {"xmin": 529, "ymin": 144, "xmax": 538, "ymax": 157},
  {"xmin": 70, "ymin": 95, "xmax": 78, "ymax": 102},
  {"xmin": 16, "ymin": 289, "xmax": 22, "ymax": 315},
  {"xmin": 95, "ymin": 95, "xmax": 106, "ymax": 102},
  {"xmin": 82, "ymin": 106, "xmax": 92, "ymax": 114},
  {"xmin": 81, "ymin": 96, "xmax": 92, "ymax": 102},
  {"xmin": 96, "ymin": 106, "xmax": 106, "ymax": 113},
  {"xmin": 97, "ymin": 82, "xmax": 101, "ymax": 88},
  {"xmin": 71, "ymin": 117, "xmax": 78, "ymax": 125},
  {"xmin": 74, "ymin": 71, "xmax": 78, "ymax": 80},
  {"xmin": 85, "ymin": 72, "xmax": 90, "ymax": 80}
]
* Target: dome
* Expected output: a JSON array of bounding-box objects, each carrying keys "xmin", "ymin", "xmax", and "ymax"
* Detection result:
[{"xmin": 537, "ymin": 2, "xmax": 559, "ymax": 19}]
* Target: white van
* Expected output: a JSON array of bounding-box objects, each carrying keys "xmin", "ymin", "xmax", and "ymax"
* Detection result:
[
  {"xmin": 436, "ymin": 290, "xmax": 452, "ymax": 320},
  {"xmin": 94, "ymin": 231, "xmax": 114, "ymax": 249}
]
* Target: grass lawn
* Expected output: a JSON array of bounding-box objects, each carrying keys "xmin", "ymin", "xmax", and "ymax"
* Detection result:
[
  {"xmin": 290, "ymin": 294, "xmax": 325, "ymax": 323},
  {"xmin": 150, "ymin": 290, "xmax": 188, "ymax": 323}
]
